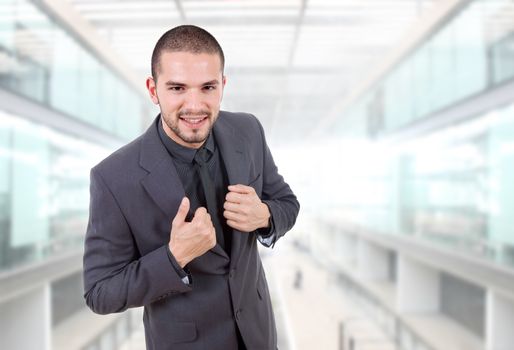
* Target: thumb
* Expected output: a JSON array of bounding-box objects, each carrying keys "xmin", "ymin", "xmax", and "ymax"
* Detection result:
[{"xmin": 172, "ymin": 197, "xmax": 189, "ymax": 226}]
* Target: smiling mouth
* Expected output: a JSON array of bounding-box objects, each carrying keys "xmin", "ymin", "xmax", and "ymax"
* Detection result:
[
  {"xmin": 181, "ymin": 117, "xmax": 206, "ymax": 123},
  {"xmin": 180, "ymin": 116, "xmax": 208, "ymax": 128}
]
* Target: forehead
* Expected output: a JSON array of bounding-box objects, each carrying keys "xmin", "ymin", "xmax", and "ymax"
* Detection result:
[{"xmin": 158, "ymin": 51, "xmax": 222, "ymax": 76}]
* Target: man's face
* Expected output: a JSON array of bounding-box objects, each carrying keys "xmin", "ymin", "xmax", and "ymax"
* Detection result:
[{"xmin": 146, "ymin": 51, "xmax": 226, "ymax": 149}]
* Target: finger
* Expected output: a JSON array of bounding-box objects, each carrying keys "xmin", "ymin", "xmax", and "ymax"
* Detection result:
[
  {"xmin": 223, "ymin": 210, "xmax": 245, "ymax": 222},
  {"xmin": 192, "ymin": 206, "xmax": 208, "ymax": 222},
  {"xmin": 172, "ymin": 197, "xmax": 190, "ymax": 225},
  {"xmin": 228, "ymin": 184, "xmax": 254, "ymax": 194},
  {"xmin": 225, "ymin": 191, "xmax": 247, "ymax": 204},
  {"xmin": 203, "ymin": 213, "xmax": 214, "ymax": 227},
  {"xmin": 223, "ymin": 201, "xmax": 240, "ymax": 212}
]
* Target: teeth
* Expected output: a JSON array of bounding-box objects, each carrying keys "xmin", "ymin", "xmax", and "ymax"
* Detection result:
[{"xmin": 183, "ymin": 118, "xmax": 203, "ymax": 124}]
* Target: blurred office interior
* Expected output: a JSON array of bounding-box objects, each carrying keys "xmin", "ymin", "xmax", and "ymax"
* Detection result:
[{"xmin": 1, "ymin": 0, "xmax": 514, "ymax": 349}]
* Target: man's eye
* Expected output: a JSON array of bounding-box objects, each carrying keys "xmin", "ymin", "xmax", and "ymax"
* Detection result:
[
  {"xmin": 203, "ymin": 85, "xmax": 216, "ymax": 91},
  {"xmin": 168, "ymin": 86, "xmax": 184, "ymax": 91}
]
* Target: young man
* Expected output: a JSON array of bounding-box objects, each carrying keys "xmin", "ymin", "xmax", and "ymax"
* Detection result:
[{"xmin": 83, "ymin": 25, "xmax": 299, "ymax": 350}]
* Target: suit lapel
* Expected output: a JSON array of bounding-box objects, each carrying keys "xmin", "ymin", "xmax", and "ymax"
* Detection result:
[
  {"xmin": 213, "ymin": 113, "xmax": 251, "ymax": 267},
  {"xmin": 139, "ymin": 118, "xmax": 185, "ymax": 220},
  {"xmin": 139, "ymin": 116, "xmax": 228, "ymax": 260}
]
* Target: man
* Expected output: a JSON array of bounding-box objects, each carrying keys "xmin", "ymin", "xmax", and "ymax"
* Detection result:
[{"xmin": 83, "ymin": 25, "xmax": 299, "ymax": 350}]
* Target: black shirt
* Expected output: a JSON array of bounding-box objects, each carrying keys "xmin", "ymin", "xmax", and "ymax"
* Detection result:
[
  {"xmin": 157, "ymin": 116, "xmax": 233, "ymax": 255},
  {"xmin": 157, "ymin": 116, "xmax": 275, "ymax": 281}
]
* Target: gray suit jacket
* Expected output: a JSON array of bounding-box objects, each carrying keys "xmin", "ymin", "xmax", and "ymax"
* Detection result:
[{"xmin": 83, "ymin": 111, "xmax": 300, "ymax": 350}]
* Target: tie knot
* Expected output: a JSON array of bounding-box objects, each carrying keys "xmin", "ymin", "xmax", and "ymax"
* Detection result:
[{"xmin": 194, "ymin": 147, "xmax": 211, "ymax": 166}]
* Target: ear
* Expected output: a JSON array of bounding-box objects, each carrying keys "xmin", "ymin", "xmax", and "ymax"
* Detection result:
[
  {"xmin": 146, "ymin": 77, "xmax": 159, "ymax": 105},
  {"xmin": 220, "ymin": 75, "xmax": 227, "ymax": 102}
]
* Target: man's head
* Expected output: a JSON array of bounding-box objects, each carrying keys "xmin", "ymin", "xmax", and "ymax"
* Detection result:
[
  {"xmin": 146, "ymin": 25, "xmax": 226, "ymax": 149},
  {"xmin": 151, "ymin": 25, "xmax": 225, "ymax": 81}
]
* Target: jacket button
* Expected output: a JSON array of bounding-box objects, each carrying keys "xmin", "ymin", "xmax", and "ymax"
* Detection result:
[
  {"xmin": 229, "ymin": 270, "xmax": 235, "ymax": 279},
  {"xmin": 235, "ymin": 309, "xmax": 242, "ymax": 321}
]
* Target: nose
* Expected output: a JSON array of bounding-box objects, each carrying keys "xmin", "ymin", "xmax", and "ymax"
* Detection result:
[{"xmin": 183, "ymin": 89, "xmax": 204, "ymax": 111}]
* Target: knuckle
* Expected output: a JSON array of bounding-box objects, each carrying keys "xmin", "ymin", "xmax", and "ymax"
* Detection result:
[
  {"xmin": 193, "ymin": 221, "xmax": 202, "ymax": 231},
  {"xmin": 196, "ymin": 207, "xmax": 206, "ymax": 215}
]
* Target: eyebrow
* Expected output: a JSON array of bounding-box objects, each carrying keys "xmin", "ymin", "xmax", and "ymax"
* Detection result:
[
  {"xmin": 202, "ymin": 80, "xmax": 220, "ymax": 86},
  {"xmin": 164, "ymin": 81, "xmax": 186, "ymax": 86},
  {"xmin": 164, "ymin": 80, "xmax": 220, "ymax": 86}
]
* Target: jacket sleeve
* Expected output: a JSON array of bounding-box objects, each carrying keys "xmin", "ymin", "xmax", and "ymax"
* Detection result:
[
  {"xmin": 254, "ymin": 116, "xmax": 300, "ymax": 246},
  {"xmin": 83, "ymin": 168, "xmax": 191, "ymax": 315}
]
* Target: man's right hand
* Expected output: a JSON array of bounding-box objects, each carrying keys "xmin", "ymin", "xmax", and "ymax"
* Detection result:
[{"xmin": 168, "ymin": 197, "xmax": 217, "ymax": 267}]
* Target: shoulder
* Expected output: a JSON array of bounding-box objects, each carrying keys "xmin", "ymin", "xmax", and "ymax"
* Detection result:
[
  {"xmin": 91, "ymin": 133, "xmax": 144, "ymax": 181},
  {"xmin": 217, "ymin": 110, "xmax": 263, "ymax": 135}
]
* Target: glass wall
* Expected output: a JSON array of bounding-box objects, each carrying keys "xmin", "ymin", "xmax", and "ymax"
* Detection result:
[
  {"xmin": 0, "ymin": 110, "xmax": 109, "ymax": 272},
  {"xmin": 333, "ymin": 0, "xmax": 514, "ymax": 137},
  {"xmin": 322, "ymin": 0, "xmax": 514, "ymax": 268},
  {"xmin": 325, "ymin": 87, "xmax": 514, "ymax": 268},
  {"xmin": 0, "ymin": 0, "xmax": 145, "ymax": 141},
  {"xmin": 0, "ymin": 0, "xmax": 151, "ymax": 272},
  {"xmin": 333, "ymin": 102, "xmax": 514, "ymax": 266}
]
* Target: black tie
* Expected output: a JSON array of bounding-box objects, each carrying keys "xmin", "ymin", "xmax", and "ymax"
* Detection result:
[{"xmin": 194, "ymin": 147, "xmax": 226, "ymax": 251}]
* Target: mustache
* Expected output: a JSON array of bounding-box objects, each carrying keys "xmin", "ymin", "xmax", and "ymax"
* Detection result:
[{"xmin": 177, "ymin": 110, "xmax": 211, "ymax": 118}]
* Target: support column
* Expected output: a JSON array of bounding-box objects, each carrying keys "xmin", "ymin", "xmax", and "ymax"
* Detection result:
[
  {"xmin": 486, "ymin": 290, "xmax": 514, "ymax": 350},
  {"xmin": 357, "ymin": 240, "xmax": 390, "ymax": 281},
  {"xmin": 0, "ymin": 284, "xmax": 51, "ymax": 350},
  {"xmin": 397, "ymin": 255, "xmax": 440, "ymax": 312}
]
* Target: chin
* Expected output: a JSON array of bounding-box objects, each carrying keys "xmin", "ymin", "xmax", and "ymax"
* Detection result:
[{"xmin": 182, "ymin": 130, "xmax": 209, "ymax": 144}]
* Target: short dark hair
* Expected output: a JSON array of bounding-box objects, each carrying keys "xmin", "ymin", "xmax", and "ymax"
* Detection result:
[{"xmin": 151, "ymin": 25, "xmax": 225, "ymax": 80}]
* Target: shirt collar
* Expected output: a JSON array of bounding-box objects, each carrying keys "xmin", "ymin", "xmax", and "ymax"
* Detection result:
[{"xmin": 157, "ymin": 115, "xmax": 215, "ymax": 163}]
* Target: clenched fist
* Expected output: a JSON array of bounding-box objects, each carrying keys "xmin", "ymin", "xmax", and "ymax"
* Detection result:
[
  {"xmin": 223, "ymin": 184, "xmax": 270, "ymax": 233},
  {"xmin": 168, "ymin": 197, "xmax": 216, "ymax": 267}
]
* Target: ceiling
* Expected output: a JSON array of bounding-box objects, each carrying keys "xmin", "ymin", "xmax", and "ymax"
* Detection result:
[{"xmin": 65, "ymin": 0, "xmax": 438, "ymax": 145}]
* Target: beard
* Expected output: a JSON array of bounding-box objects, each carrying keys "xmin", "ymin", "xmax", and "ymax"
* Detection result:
[{"xmin": 161, "ymin": 109, "xmax": 217, "ymax": 145}]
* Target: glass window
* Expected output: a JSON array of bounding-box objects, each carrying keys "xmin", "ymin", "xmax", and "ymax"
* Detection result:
[
  {"xmin": 78, "ymin": 49, "xmax": 101, "ymax": 124},
  {"xmin": 483, "ymin": 0, "xmax": 514, "ymax": 85},
  {"xmin": 487, "ymin": 106, "xmax": 514, "ymax": 261},
  {"xmin": 0, "ymin": 119, "xmax": 11, "ymax": 268},
  {"xmin": 411, "ymin": 44, "xmax": 431, "ymax": 121},
  {"xmin": 100, "ymin": 71, "xmax": 118, "ymax": 134},
  {"xmin": 12, "ymin": 0, "xmax": 53, "ymax": 103},
  {"xmin": 0, "ymin": 111, "xmax": 110, "ymax": 272},
  {"xmin": 115, "ymin": 84, "xmax": 132, "ymax": 139},
  {"xmin": 0, "ymin": 0, "xmax": 149, "ymax": 142},
  {"xmin": 0, "ymin": 0, "xmax": 15, "ymax": 51},
  {"xmin": 454, "ymin": 1, "xmax": 487, "ymax": 99},
  {"xmin": 50, "ymin": 30, "xmax": 80, "ymax": 116},
  {"xmin": 384, "ymin": 60, "xmax": 414, "ymax": 131},
  {"xmin": 10, "ymin": 119, "xmax": 50, "ymax": 253},
  {"xmin": 430, "ymin": 22, "xmax": 456, "ymax": 112}
]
